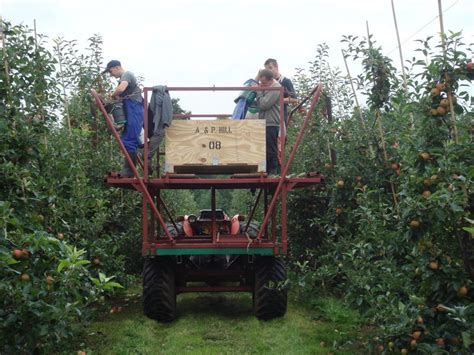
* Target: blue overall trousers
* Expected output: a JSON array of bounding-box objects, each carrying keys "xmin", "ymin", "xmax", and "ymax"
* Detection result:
[{"xmin": 121, "ymin": 98, "xmax": 144, "ymax": 154}]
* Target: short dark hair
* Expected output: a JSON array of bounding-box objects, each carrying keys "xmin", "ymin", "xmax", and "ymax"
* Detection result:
[
  {"xmin": 258, "ymin": 69, "xmax": 274, "ymax": 81},
  {"xmin": 264, "ymin": 58, "xmax": 278, "ymax": 67}
]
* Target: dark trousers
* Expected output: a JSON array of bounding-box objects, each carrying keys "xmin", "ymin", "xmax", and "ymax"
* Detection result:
[
  {"xmin": 147, "ymin": 131, "xmax": 165, "ymax": 175},
  {"xmin": 266, "ymin": 126, "xmax": 280, "ymax": 174}
]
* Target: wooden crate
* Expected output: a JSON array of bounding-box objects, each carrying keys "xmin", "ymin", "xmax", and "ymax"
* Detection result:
[{"xmin": 165, "ymin": 120, "xmax": 266, "ymax": 174}]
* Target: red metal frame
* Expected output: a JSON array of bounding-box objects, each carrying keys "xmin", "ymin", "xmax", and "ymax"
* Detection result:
[{"xmin": 91, "ymin": 84, "xmax": 324, "ymax": 260}]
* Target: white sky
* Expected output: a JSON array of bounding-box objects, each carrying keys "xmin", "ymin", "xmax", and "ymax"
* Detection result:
[{"xmin": 2, "ymin": 0, "xmax": 473, "ymax": 114}]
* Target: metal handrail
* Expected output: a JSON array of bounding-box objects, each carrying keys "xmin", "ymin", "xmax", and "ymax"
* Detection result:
[
  {"xmin": 288, "ymin": 85, "xmax": 320, "ymax": 126},
  {"xmin": 91, "ymin": 89, "xmax": 175, "ymax": 242},
  {"xmin": 94, "ymin": 83, "xmax": 322, "ymax": 247},
  {"xmin": 256, "ymin": 84, "xmax": 324, "ymax": 241}
]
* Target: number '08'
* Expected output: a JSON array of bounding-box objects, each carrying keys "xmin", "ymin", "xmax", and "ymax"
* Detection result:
[{"xmin": 208, "ymin": 141, "xmax": 222, "ymax": 150}]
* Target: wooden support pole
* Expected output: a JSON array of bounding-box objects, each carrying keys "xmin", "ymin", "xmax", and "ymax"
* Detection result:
[
  {"xmin": 438, "ymin": 0, "xmax": 447, "ymax": 52},
  {"xmin": 33, "ymin": 19, "xmax": 48, "ymax": 148},
  {"xmin": 324, "ymin": 94, "xmax": 337, "ymax": 166},
  {"xmin": 390, "ymin": 0, "xmax": 408, "ymax": 93},
  {"xmin": 437, "ymin": 0, "xmax": 458, "ymax": 143},
  {"xmin": 391, "ymin": 0, "xmax": 415, "ymax": 129},
  {"xmin": 341, "ymin": 49, "xmax": 375, "ymax": 158},
  {"xmin": 375, "ymin": 110, "xmax": 389, "ymax": 164},
  {"xmin": 1, "ymin": 16, "xmax": 11, "ymax": 91},
  {"xmin": 327, "ymin": 63, "xmax": 344, "ymax": 118},
  {"xmin": 341, "ymin": 49, "xmax": 366, "ymax": 129},
  {"xmin": 54, "ymin": 40, "xmax": 72, "ymax": 133},
  {"xmin": 366, "ymin": 21, "xmax": 400, "ymax": 215},
  {"xmin": 33, "ymin": 19, "xmax": 38, "ymax": 51}
]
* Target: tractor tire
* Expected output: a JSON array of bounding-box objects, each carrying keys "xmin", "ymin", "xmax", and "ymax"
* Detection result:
[
  {"xmin": 240, "ymin": 221, "xmax": 260, "ymax": 238},
  {"xmin": 143, "ymin": 256, "xmax": 176, "ymax": 322},
  {"xmin": 161, "ymin": 222, "xmax": 183, "ymax": 239},
  {"xmin": 253, "ymin": 256, "xmax": 288, "ymax": 320}
]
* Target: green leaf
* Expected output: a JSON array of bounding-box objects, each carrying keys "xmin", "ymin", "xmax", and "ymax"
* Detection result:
[
  {"xmin": 461, "ymin": 331, "xmax": 471, "ymax": 347},
  {"xmin": 90, "ymin": 277, "xmax": 100, "ymax": 287},
  {"xmin": 103, "ymin": 282, "xmax": 123, "ymax": 290},
  {"xmin": 0, "ymin": 254, "xmax": 19, "ymax": 265},
  {"xmin": 75, "ymin": 260, "xmax": 90, "ymax": 266},
  {"xmin": 99, "ymin": 272, "xmax": 107, "ymax": 282},
  {"xmin": 57, "ymin": 260, "xmax": 68, "ymax": 272},
  {"xmin": 462, "ymin": 227, "xmax": 474, "ymax": 234}
]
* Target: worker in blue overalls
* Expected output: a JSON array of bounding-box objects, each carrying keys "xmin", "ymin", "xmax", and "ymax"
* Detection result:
[{"xmin": 103, "ymin": 60, "xmax": 144, "ymax": 177}]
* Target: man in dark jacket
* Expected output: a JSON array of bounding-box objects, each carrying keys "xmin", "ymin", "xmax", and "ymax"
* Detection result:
[{"xmin": 264, "ymin": 58, "xmax": 297, "ymax": 130}]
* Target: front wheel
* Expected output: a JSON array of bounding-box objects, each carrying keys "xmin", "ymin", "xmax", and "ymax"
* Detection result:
[
  {"xmin": 143, "ymin": 256, "xmax": 176, "ymax": 322},
  {"xmin": 253, "ymin": 256, "xmax": 288, "ymax": 320}
]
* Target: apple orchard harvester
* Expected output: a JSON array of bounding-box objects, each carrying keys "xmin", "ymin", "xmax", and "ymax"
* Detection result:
[{"xmin": 92, "ymin": 83, "xmax": 324, "ymax": 322}]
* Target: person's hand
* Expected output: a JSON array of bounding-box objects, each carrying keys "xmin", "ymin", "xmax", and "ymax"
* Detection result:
[{"xmin": 110, "ymin": 93, "xmax": 121, "ymax": 101}]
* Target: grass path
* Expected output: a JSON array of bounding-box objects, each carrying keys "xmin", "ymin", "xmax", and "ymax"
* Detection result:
[{"xmin": 81, "ymin": 291, "xmax": 367, "ymax": 354}]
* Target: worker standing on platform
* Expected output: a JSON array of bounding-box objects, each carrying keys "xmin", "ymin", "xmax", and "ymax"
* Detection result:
[
  {"xmin": 256, "ymin": 69, "xmax": 281, "ymax": 176},
  {"xmin": 103, "ymin": 60, "xmax": 144, "ymax": 177},
  {"xmin": 264, "ymin": 58, "xmax": 297, "ymax": 130}
]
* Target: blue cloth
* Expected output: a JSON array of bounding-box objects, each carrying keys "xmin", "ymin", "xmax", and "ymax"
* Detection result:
[
  {"xmin": 122, "ymin": 98, "xmax": 144, "ymax": 153},
  {"xmin": 232, "ymin": 98, "xmax": 247, "ymax": 119},
  {"xmin": 231, "ymin": 78, "xmax": 258, "ymax": 119}
]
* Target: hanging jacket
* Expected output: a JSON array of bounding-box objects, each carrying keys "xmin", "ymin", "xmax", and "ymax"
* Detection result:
[
  {"xmin": 148, "ymin": 85, "xmax": 173, "ymax": 138},
  {"xmin": 231, "ymin": 79, "xmax": 258, "ymax": 119}
]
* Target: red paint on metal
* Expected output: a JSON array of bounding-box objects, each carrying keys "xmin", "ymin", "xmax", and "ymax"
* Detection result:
[
  {"xmin": 182, "ymin": 216, "xmax": 193, "ymax": 237},
  {"xmin": 256, "ymin": 84, "xmax": 324, "ymax": 240},
  {"xmin": 106, "ymin": 176, "xmax": 323, "ymax": 189},
  {"xmin": 143, "ymin": 89, "xmax": 149, "ymax": 179},
  {"xmin": 279, "ymin": 86, "xmax": 285, "ymax": 167},
  {"xmin": 281, "ymin": 185, "xmax": 288, "ymax": 252},
  {"xmin": 145, "ymin": 86, "xmax": 281, "ymax": 92},
  {"xmin": 91, "ymin": 90, "xmax": 174, "ymax": 241},
  {"xmin": 151, "ymin": 238, "xmax": 276, "ymax": 248},
  {"xmin": 287, "ymin": 85, "xmax": 320, "ymax": 126},
  {"xmin": 176, "ymin": 285, "xmax": 252, "ymax": 293},
  {"xmin": 173, "ymin": 114, "xmax": 232, "ymax": 118},
  {"xmin": 157, "ymin": 194, "xmax": 179, "ymax": 233},
  {"xmin": 95, "ymin": 84, "xmax": 325, "ymax": 262},
  {"xmin": 244, "ymin": 189, "xmax": 262, "ymax": 233},
  {"xmin": 230, "ymin": 215, "xmax": 240, "ymax": 235},
  {"xmin": 211, "ymin": 188, "xmax": 217, "ymax": 244}
]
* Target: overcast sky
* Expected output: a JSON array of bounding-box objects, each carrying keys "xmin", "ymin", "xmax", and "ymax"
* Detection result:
[{"xmin": 2, "ymin": 0, "xmax": 473, "ymax": 113}]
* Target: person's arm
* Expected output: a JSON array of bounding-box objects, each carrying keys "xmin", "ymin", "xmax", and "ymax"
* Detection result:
[
  {"xmin": 257, "ymin": 89, "xmax": 280, "ymax": 110},
  {"xmin": 284, "ymin": 97, "xmax": 298, "ymax": 104},
  {"xmin": 111, "ymin": 80, "xmax": 129, "ymax": 99},
  {"xmin": 283, "ymin": 79, "xmax": 298, "ymax": 104}
]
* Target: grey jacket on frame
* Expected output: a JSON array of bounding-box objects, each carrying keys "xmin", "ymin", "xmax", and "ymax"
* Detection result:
[{"xmin": 148, "ymin": 85, "xmax": 172, "ymax": 138}]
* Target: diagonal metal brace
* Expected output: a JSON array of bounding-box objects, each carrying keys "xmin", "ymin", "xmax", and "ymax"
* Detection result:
[
  {"xmin": 91, "ymin": 89, "xmax": 175, "ymax": 242},
  {"xmin": 256, "ymin": 84, "xmax": 324, "ymax": 240}
]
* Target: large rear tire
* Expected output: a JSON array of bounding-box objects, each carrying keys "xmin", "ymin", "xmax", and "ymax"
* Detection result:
[
  {"xmin": 253, "ymin": 256, "xmax": 288, "ymax": 320},
  {"xmin": 161, "ymin": 222, "xmax": 183, "ymax": 239},
  {"xmin": 143, "ymin": 256, "xmax": 176, "ymax": 322},
  {"xmin": 240, "ymin": 221, "xmax": 260, "ymax": 238}
]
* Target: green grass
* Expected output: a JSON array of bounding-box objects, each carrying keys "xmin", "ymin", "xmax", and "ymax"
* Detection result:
[{"xmin": 79, "ymin": 290, "xmax": 368, "ymax": 354}]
